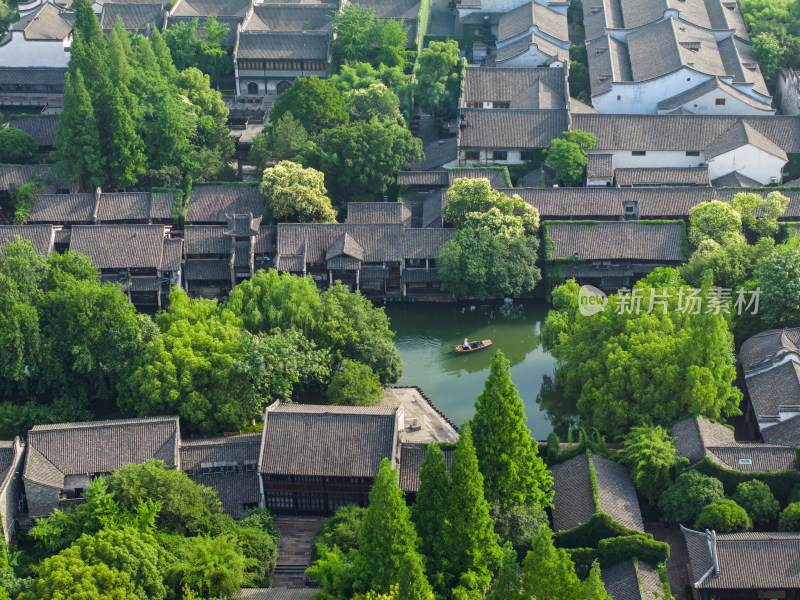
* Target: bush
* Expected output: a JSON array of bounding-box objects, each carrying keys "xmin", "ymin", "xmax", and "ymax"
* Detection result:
[
  {"xmin": 490, "ymin": 501, "xmax": 547, "ymax": 557},
  {"xmin": 567, "ymin": 535, "xmax": 670, "ymax": 569},
  {"xmin": 733, "ymin": 480, "xmax": 779, "ymax": 527},
  {"xmin": 778, "ymin": 502, "xmax": 800, "ymax": 531},
  {"xmin": 658, "ymin": 471, "xmax": 725, "ymax": 526},
  {"xmin": 692, "ymin": 456, "xmax": 800, "ymax": 506},
  {"xmin": 313, "ymin": 504, "xmax": 367, "ymax": 559},
  {"xmin": 546, "ymin": 432, "xmax": 560, "ymax": 463},
  {"xmin": 789, "ymin": 484, "xmax": 800, "ymax": 505},
  {"xmin": 0, "ymin": 127, "xmax": 37, "ymax": 163},
  {"xmin": 327, "ymin": 360, "xmax": 383, "ymax": 406},
  {"xmin": 553, "ymin": 513, "xmax": 638, "ymax": 550},
  {"xmin": 694, "ymin": 499, "xmax": 752, "ymax": 533}
]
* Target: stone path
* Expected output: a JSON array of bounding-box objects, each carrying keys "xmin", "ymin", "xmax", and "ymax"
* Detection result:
[
  {"xmin": 271, "ymin": 517, "xmax": 326, "ymax": 587},
  {"xmin": 645, "ymin": 522, "xmax": 691, "ymax": 600}
]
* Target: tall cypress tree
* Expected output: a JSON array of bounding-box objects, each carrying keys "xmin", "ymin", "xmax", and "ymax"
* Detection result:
[
  {"xmin": 488, "ymin": 542, "xmax": 522, "ymax": 600},
  {"xmin": 397, "ymin": 552, "xmax": 433, "ymax": 600},
  {"xmin": 472, "ymin": 350, "xmax": 553, "ymax": 510},
  {"xmin": 108, "ymin": 19, "xmax": 134, "ymax": 87},
  {"xmin": 411, "ymin": 443, "xmax": 451, "ymax": 594},
  {"xmin": 106, "ymin": 83, "xmax": 146, "ymax": 189},
  {"xmin": 52, "ymin": 70, "xmax": 103, "ymax": 191},
  {"xmin": 353, "ymin": 458, "xmax": 419, "ymax": 594},
  {"xmin": 150, "ymin": 28, "xmax": 178, "ymax": 81},
  {"xmin": 444, "ymin": 424, "xmax": 501, "ymax": 597}
]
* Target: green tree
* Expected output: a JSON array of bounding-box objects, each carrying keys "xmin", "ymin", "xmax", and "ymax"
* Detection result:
[
  {"xmin": 413, "ymin": 40, "xmax": 464, "ymax": 117},
  {"xmin": 330, "ymin": 4, "xmax": 408, "ymax": 69},
  {"xmin": 169, "ymin": 534, "xmax": 245, "ymax": 598},
  {"xmin": 680, "ymin": 236, "xmax": 774, "ymax": 290},
  {"xmin": 18, "ymin": 550, "xmax": 137, "ymax": 600},
  {"xmin": 695, "ymin": 499, "xmax": 752, "ymax": 533},
  {"xmin": 488, "ymin": 543, "xmax": 522, "ymax": 600},
  {"xmin": 442, "ymin": 178, "xmax": 540, "ymax": 236},
  {"xmin": 658, "ymin": 470, "xmax": 725, "ymax": 526},
  {"xmin": 106, "ymin": 83, "xmax": 146, "ymax": 188},
  {"xmin": 260, "ymin": 160, "xmax": 337, "ymax": 223},
  {"xmin": 729, "ymin": 191, "xmax": 790, "ymax": 239},
  {"xmin": 411, "ymin": 444, "xmax": 451, "ymax": 594},
  {"xmin": 398, "ymin": 552, "xmax": 433, "ymax": 600},
  {"xmin": 733, "ymin": 480, "xmax": 780, "ymax": 527},
  {"xmin": 0, "ymin": 0, "xmax": 16, "ymax": 41},
  {"xmin": 330, "ymin": 62, "xmax": 412, "ymax": 106},
  {"xmin": 541, "ymin": 279, "xmax": 741, "ymax": 437},
  {"xmin": 444, "ymin": 424, "xmax": 501, "ymax": 597},
  {"xmin": 620, "ymin": 425, "xmax": 677, "ymax": 504},
  {"xmin": 544, "ymin": 131, "xmax": 596, "ymax": 186},
  {"xmin": 249, "ymin": 111, "xmax": 309, "ymax": 170},
  {"xmin": 754, "ymin": 242, "xmax": 800, "ymax": 328},
  {"xmin": 162, "ymin": 17, "xmax": 233, "ymax": 80},
  {"xmin": 314, "ymin": 505, "xmax": 366, "ymax": 556},
  {"xmin": 269, "ymin": 76, "xmax": 349, "ymax": 134},
  {"xmin": 438, "ymin": 227, "xmax": 541, "ymax": 299},
  {"xmin": 752, "ymin": 32, "xmax": 785, "ymax": 80},
  {"xmin": 347, "ymin": 83, "xmax": 404, "ymax": 124},
  {"xmin": 0, "ymin": 127, "xmax": 37, "ymax": 163},
  {"xmin": 472, "ymin": 350, "xmax": 553, "ymax": 510},
  {"xmin": 52, "ymin": 69, "xmax": 104, "ymax": 190},
  {"xmin": 303, "ymin": 119, "xmax": 424, "ymax": 201},
  {"xmin": 353, "ymin": 458, "xmax": 419, "ymax": 594},
  {"xmin": 688, "ymin": 201, "xmax": 744, "ymax": 246},
  {"xmin": 778, "ymin": 502, "xmax": 800, "ymax": 531},
  {"xmin": 327, "ymin": 360, "xmax": 383, "ymax": 406}
]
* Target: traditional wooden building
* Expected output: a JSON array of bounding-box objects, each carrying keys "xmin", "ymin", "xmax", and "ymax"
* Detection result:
[{"xmin": 0, "ymin": 224, "xmax": 60, "ymax": 255}]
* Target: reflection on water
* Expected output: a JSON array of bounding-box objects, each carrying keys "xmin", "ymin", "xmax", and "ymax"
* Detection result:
[{"xmin": 384, "ymin": 299, "xmax": 573, "ymax": 440}]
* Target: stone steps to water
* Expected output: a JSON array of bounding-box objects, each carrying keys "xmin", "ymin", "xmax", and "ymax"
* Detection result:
[{"xmin": 271, "ymin": 517, "xmax": 325, "ymax": 588}]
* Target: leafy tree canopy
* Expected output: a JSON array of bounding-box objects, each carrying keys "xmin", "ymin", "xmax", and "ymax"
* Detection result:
[
  {"xmin": 249, "ymin": 111, "xmax": 310, "ymax": 170},
  {"xmin": 413, "ymin": 40, "xmax": 464, "ymax": 117},
  {"xmin": 620, "ymin": 425, "xmax": 677, "ymax": 504},
  {"xmin": 733, "ymin": 480, "xmax": 780, "ymax": 527},
  {"xmin": 330, "ymin": 4, "xmax": 409, "ymax": 69},
  {"xmin": 162, "ymin": 16, "xmax": 233, "ymax": 81},
  {"xmin": 754, "ymin": 240, "xmax": 800, "ymax": 329},
  {"xmin": 442, "ymin": 178, "xmax": 540, "ymax": 236},
  {"xmin": 0, "ymin": 127, "xmax": 37, "ymax": 163},
  {"xmin": 327, "ymin": 359, "xmax": 384, "ymax": 406},
  {"xmin": 694, "ymin": 499, "xmax": 752, "ymax": 533},
  {"xmin": 544, "ymin": 130, "xmax": 596, "ymax": 187},
  {"xmin": 269, "ymin": 76, "xmax": 349, "ymax": 134},
  {"xmin": 260, "ymin": 160, "xmax": 337, "ymax": 223},
  {"xmin": 658, "ymin": 470, "xmax": 726, "ymax": 526}
]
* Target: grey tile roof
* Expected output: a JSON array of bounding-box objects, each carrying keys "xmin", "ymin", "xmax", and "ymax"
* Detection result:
[
  {"xmin": 397, "ymin": 444, "xmax": 453, "ymax": 492},
  {"xmin": 170, "ymin": 0, "xmax": 251, "ymax": 17},
  {"xmin": 162, "ymin": 238, "xmax": 183, "ymax": 272},
  {"xmin": 704, "ymin": 121, "xmax": 787, "ymax": 160},
  {"xmin": 587, "ymin": 153, "xmax": 614, "ymax": 179},
  {"xmin": 68, "ymin": 224, "xmax": 168, "ymax": 270},
  {"xmin": 185, "ymin": 225, "xmax": 231, "ymax": 255},
  {"xmin": 355, "ymin": 0, "xmax": 420, "ymax": 19},
  {"xmin": 586, "ymin": 35, "xmax": 632, "ymax": 96},
  {"xmin": 347, "ymin": 202, "xmax": 411, "ymax": 226},
  {"xmin": 572, "ymin": 114, "xmax": 800, "ymax": 154},
  {"xmin": 705, "ymin": 445, "xmax": 796, "ymax": 473},
  {"xmin": 495, "ymin": 32, "xmax": 569, "ymax": 65},
  {"xmin": 234, "ymin": 589, "xmax": 316, "ymax": 600},
  {"xmin": 243, "ymin": 4, "xmax": 336, "ymax": 31},
  {"xmin": 421, "ymin": 190, "xmax": 444, "ymax": 228},
  {"xmin": 101, "ymin": 2, "xmax": 163, "ymax": 30},
  {"xmin": 224, "ymin": 214, "xmax": 262, "ymax": 237},
  {"xmin": 326, "ymin": 232, "xmax": 366, "ymax": 261},
  {"xmin": 682, "ymin": 527, "xmax": 800, "ymax": 590},
  {"xmin": 12, "ymin": 2, "xmax": 72, "ymax": 39},
  {"xmin": 550, "ymin": 452, "xmax": 596, "ymax": 531},
  {"xmin": 254, "ymin": 226, "xmax": 276, "ymax": 253},
  {"xmin": 739, "ymin": 328, "xmax": 800, "ymax": 373},
  {"xmin": 7, "ymin": 115, "xmax": 59, "ymax": 147},
  {"xmin": 403, "ymin": 228, "xmax": 456, "ymax": 259},
  {"xmin": 447, "ymin": 169, "xmax": 507, "ymax": 187},
  {"xmin": 235, "ymin": 30, "xmax": 329, "ymax": 59},
  {"xmin": 0, "ymin": 165, "xmax": 67, "ymax": 193},
  {"xmin": 461, "ymin": 67, "xmax": 567, "ymax": 109},
  {"xmin": 745, "ymin": 361, "xmax": 800, "ymax": 420},
  {"xmin": 259, "ymin": 403, "xmax": 398, "ymax": 478},
  {"xmin": 593, "ymin": 454, "xmax": 644, "ymax": 531},
  {"xmin": 657, "ymin": 76, "xmax": 773, "ymax": 112},
  {"xmin": 403, "ymin": 268, "xmax": 441, "ymax": 282},
  {"xmin": 615, "ymin": 167, "xmax": 710, "ymax": 186},
  {"xmin": 97, "ymin": 192, "xmax": 173, "ymax": 222},
  {"xmin": 28, "ymin": 193, "xmax": 96, "ymax": 224},
  {"xmin": 0, "ymin": 441, "xmax": 17, "ymax": 494},
  {"xmin": 0, "ymin": 224, "xmax": 55, "ymax": 255},
  {"xmin": 187, "ymin": 185, "xmax": 263, "ymax": 223},
  {"xmin": 458, "ymin": 108, "xmax": 569, "ymax": 148},
  {"xmin": 496, "ymin": 1, "xmax": 568, "ymax": 44},
  {"xmin": 397, "ymin": 171, "xmax": 449, "ymax": 187},
  {"xmin": 185, "ymin": 258, "xmax": 231, "ymax": 280},
  {"xmin": 672, "ymin": 416, "xmax": 736, "ymax": 465},
  {"xmin": 546, "ymin": 221, "xmax": 686, "ymax": 261},
  {"xmin": 409, "ymin": 137, "xmax": 457, "ymax": 171},
  {"xmin": 601, "ymin": 560, "xmax": 663, "ymax": 600},
  {"xmin": 277, "ymin": 223, "xmax": 405, "ymax": 263},
  {"xmin": 711, "ymin": 171, "xmax": 763, "ymax": 188},
  {"xmin": 760, "ymin": 414, "xmax": 800, "ymax": 447},
  {"xmin": 0, "ymin": 67, "xmax": 67, "ymax": 86},
  {"xmin": 581, "ymin": 0, "xmax": 622, "ymax": 42},
  {"xmin": 24, "ymin": 416, "xmax": 180, "ymax": 489}
]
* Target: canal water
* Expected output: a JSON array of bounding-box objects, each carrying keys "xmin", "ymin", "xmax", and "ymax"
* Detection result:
[{"xmin": 384, "ymin": 300, "xmax": 577, "ymax": 440}]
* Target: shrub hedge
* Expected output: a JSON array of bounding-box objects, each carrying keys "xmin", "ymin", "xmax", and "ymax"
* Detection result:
[
  {"xmin": 567, "ymin": 534, "xmax": 670, "ymax": 569},
  {"xmin": 690, "ymin": 456, "xmax": 800, "ymax": 506}
]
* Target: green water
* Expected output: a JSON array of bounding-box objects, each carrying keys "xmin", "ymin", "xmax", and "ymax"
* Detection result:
[{"xmin": 384, "ymin": 300, "xmax": 576, "ymax": 440}]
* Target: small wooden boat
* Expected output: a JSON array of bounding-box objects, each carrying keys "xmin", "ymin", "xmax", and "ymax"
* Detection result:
[{"xmin": 454, "ymin": 340, "xmax": 493, "ymax": 353}]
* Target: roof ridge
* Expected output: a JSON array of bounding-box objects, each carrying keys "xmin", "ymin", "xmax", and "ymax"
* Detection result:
[{"xmin": 29, "ymin": 415, "xmax": 180, "ymax": 432}]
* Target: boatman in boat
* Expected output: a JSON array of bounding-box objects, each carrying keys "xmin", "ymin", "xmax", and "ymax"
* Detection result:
[{"xmin": 464, "ymin": 338, "xmax": 470, "ymax": 349}]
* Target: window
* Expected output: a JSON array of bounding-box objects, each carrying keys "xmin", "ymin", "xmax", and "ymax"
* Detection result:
[
  {"xmin": 617, "ymin": 95, "xmax": 621, "ymax": 100},
  {"xmin": 467, "ymin": 101, "xmax": 482, "ymax": 108},
  {"xmin": 685, "ymin": 151, "xmax": 700, "ymax": 156},
  {"xmin": 521, "ymin": 150, "xmax": 535, "ymax": 161},
  {"xmin": 632, "ymin": 151, "xmax": 646, "ymax": 156},
  {"xmin": 715, "ymin": 98, "xmax": 726, "ymax": 105},
  {"xmin": 465, "ymin": 150, "xmax": 480, "ymax": 160},
  {"xmin": 739, "ymin": 458, "xmax": 752, "ymax": 465},
  {"xmin": 494, "ymin": 102, "xmax": 510, "ymax": 109},
  {"xmin": 247, "ymin": 82, "xmax": 258, "ymax": 95},
  {"xmin": 492, "ymin": 151, "xmax": 508, "ymax": 161}
]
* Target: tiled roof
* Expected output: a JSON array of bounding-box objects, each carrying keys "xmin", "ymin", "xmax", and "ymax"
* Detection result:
[
  {"xmin": 745, "ymin": 361, "xmax": 800, "ymax": 420},
  {"xmin": 243, "ymin": 4, "xmax": 336, "ymax": 31},
  {"xmin": 235, "ymin": 30, "xmax": 329, "ymax": 59},
  {"xmin": 550, "ymin": 453, "xmax": 596, "ymax": 531},
  {"xmin": 0, "ymin": 165, "xmax": 67, "ymax": 193},
  {"xmin": 397, "ymin": 171, "xmax": 449, "ymax": 187},
  {"xmin": 68, "ymin": 224, "xmax": 168, "ymax": 270},
  {"xmin": 185, "ymin": 225, "xmax": 231, "ymax": 255},
  {"xmin": 13, "ymin": 2, "xmax": 72, "ymax": 39},
  {"xmin": 7, "ymin": 115, "xmax": 59, "ymax": 147},
  {"xmin": 615, "ymin": 167, "xmax": 710, "ymax": 186},
  {"xmin": 573, "ymin": 114, "xmax": 800, "ymax": 154},
  {"xmin": 162, "ymin": 238, "xmax": 183, "ymax": 272},
  {"xmin": 277, "ymin": 223, "xmax": 404, "ymax": 263},
  {"xmin": 28, "ymin": 193, "xmax": 96, "ymax": 224},
  {"xmin": 403, "ymin": 228, "xmax": 456, "ymax": 259},
  {"xmin": 658, "ymin": 77, "xmax": 773, "ymax": 112},
  {"xmin": 711, "ymin": 171, "xmax": 763, "ymax": 188},
  {"xmin": 587, "ymin": 153, "xmax": 614, "ymax": 179},
  {"xmin": 760, "ymin": 415, "xmax": 800, "ymax": 448},
  {"xmin": 326, "ymin": 232, "xmax": 365, "ymax": 261},
  {"xmin": 601, "ymin": 560, "xmax": 663, "ymax": 600},
  {"xmin": 546, "ymin": 221, "xmax": 686, "ymax": 261},
  {"xmin": 462, "ymin": 67, "xmax": 567, "ymax": 109},
  {"xmin": 397, "ymin": 444, "xmax": 453, "ymax": 492},
  {"xmin": 185, "ymin": 258, "xmax": 231, "ymax": 280},
  {"xmin": 705, "ymin": 121, "xmax": 787, "ymax": 161},
  {"xmin": 187, "ymin": 185, "xmax": 263, "ymax": 223},
  {"xmin": 0, "ymin": 224, "xmax": 55, "ymax": 255},
  {"xmin": 170, "ymin": 0, "xmax": 251, "ymax": 17},
  {"xmin": 682, "ymin": 527, "xmax": 800, "ymax": 590},
  {"xmin": 0, "ymin": 441, "xmax": 17, "ymax": 493},
  {"xmin": 459, "ymin": 108, "xmax": 569, "ymax": 148},
  {"xmin": 586, "ymin": 35, "xmax": 632, "ymax": 95},
  {"xmin": 672, "ymin": 416, "xmax": 736, "ymax": 465},
  {"xmin": 593, "ymin": 454, "xmax": 644, "ymax": 532},
  {"xmin": 0, "ymin": 67, "xmax": 67, "ymax": 86},
  {"xmin": 24, "ymin": 416, "xmax": 180, "ymax": 490},
  {"xmin": 421, "ymin": 190, "xmax": 444, "ymax": 228},
  {"xmin": 740, "ymin": 328, "xmax": 800, "ymax": 373},
  {"xmin": 347, "ymin": 202, "xmax": 411, "ymax": 226},
  {"xmin": 259, "ymin": 403, "xmax": 398, "ymax": 478},
  {"xmin": 234, "ymin": 589, "xmax": 316, "ymax": 600},
  {"xmin": 409, "ymin": 137, "xmax": 457, "ymax": 171},
  {"xmin": 224, "ymin": 214, "xmax": 262, "ymax": 237},
  {"xmin": 254, "ymin": 226, "xmax": 276, "ymax": 253},
  {"xmin": 403, "ymin": 268, "xmax": 441, "ymax": 282},
  {"xmin": 497, "ymin": 1, "xmax": 568, "ymax": 44},
  {"xmin": 705, "ymin": 445, "xmax": 796, "ymax": 473},
  {"xmin": 101, "ymin": 2, "xmax": 162, "ymax": 30},
  {"xmin": 97, "ymin": 192, "xmax": 173, "ymax": 222}
]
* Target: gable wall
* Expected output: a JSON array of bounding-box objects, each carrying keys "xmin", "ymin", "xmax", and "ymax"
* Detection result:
[
  {"xmin": 707, "ymin": 146, "xmax": 786, "ymax": 185},
  {"xmin": 0, "ymin": 33, "xmax": 70, "ymax": 68}
]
